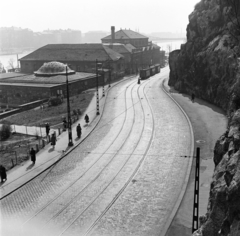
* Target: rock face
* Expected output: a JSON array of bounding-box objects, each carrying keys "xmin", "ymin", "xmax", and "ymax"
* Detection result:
[{"xmin": 169, "ymin": 0, "xmax": 240, "ymax": 235}]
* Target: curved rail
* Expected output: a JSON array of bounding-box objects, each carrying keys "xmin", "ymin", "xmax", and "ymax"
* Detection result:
[{"xmin": 21, "ymin": 79, "xmax": 138, "ymax": 226}]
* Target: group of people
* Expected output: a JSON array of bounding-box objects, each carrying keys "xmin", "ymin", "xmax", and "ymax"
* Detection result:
[{"xmin": 1, "ymin": 114, "xmax": 91, "ymax": 180}]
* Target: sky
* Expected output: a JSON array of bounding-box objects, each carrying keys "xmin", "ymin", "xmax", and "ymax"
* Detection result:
[{"xmin": 0, "ymin": 0, "xmax": 200, "ymax": 34}]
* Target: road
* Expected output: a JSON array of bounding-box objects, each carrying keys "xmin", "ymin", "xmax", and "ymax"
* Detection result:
[{"xmin": 0, "ymin": 68, "xmax": 193, "ymax": 236}]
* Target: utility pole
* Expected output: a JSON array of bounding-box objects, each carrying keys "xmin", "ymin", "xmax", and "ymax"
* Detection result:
[
  {"xmin": 66, "ymin": 65, "xmax": 73, "ymax": 146},
  {"xmin": 102, "ymin": 66, "xmax": 105, "ymax": 97},
  {"xmin": 108, "ymin": 60, "xmax": 111, "ymax": 88},
  {"xmin": 192, "ymin": 147, "xmax": 200, "ymax": 233},
  {"xmin": 96, "ymin": 59, "xmax": 100, "ymax": 115}
]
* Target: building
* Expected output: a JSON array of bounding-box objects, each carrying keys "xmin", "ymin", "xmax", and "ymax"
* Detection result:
[
  {"xmin": 104, "ymin": 43, "xmax": 135, "ymax": 73},
  {"xmin": 102, "ymin": 27, "xmax": 164, "ymax": 73},
  {"xmin": 19, "ymin": 44, "xmax": 125, "ymax": 78},
  {"xmin": 101, "ymin": 27, "xmax": 148, "ymax": 48},
  {"xmin": 0, "ymin": 62, "xmax": 105, "ymax": 106}
]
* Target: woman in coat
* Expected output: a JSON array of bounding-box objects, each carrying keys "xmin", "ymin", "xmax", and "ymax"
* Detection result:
[
  {"xmin": 76, "ymin": 123, "xmax": 82, "ymax": 138},
  {"xmin": 30, "ymin": 148, "xmax": 36, "ymax": 164},
  {"xmin": 85, "ymin": 114, "xmax": 89, "ymax": 124},
  {"xmin": 51, "ymin": 133, "xmax": 56, "ymax": 148}
]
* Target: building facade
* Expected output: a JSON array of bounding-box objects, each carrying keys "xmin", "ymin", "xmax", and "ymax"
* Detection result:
[
  {"xmin": 102, "ymin": 27, "xmax": 164, "ymax": 72},
  {"xmin": 101, "ymin": 27, "xmax": 149, "ymax": 48},
  {"xmin": 0, "ymin": 62, "xmax": 106, "ymax": 106},
  {"xmin": 19, "ymin": 44, "xmax": 125, "ymax": 78}
]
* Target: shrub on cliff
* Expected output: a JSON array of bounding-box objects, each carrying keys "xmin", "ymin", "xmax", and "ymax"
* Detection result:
[{"xmin": 0, "ymin": 122, "xmax": 12, "ymax": 141}]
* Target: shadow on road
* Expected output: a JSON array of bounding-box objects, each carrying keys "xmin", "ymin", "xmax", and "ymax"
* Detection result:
[{"xmin": 26, "ymin": 163, "xmax": 35, "ymax": 171}]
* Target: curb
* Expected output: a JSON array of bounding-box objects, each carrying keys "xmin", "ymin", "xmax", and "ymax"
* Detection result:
[
  {"xmin": 159, "ymin": 78, "xmax": 195, "ymax": 236},
  {"xmin": 0, "ymin": 75, "xmax": 136, "ymax": 200}
]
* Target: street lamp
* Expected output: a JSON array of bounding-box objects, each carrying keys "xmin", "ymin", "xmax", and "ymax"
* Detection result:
[
  {"xmin": 108, "ymin": 60, "xmax": 111, "ymax": 88},
  {"xmin": 66, "ymin": 65, "xmax": 73, "ymax": 146},
  {"xmin": 96, "ymin": 59, "xmax": 102, "ymax": 115},
  {"xmin": 102, "ymin": 66, "xmax": 105, "ymax": 97}
]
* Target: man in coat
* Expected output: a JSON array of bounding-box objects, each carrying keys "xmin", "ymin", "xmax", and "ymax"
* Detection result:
[
  {"xmin": 76, "ymin": 123, "xmax": 82, "ymax": 138},
  {"xmin": 0, "ymin": 165, "xmax": 7, "ymax": 182}
]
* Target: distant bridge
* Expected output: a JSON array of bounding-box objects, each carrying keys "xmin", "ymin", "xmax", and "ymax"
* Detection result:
[{"xmin": 150, "ymin": 37, "xmax": 186, "ymax": 42}]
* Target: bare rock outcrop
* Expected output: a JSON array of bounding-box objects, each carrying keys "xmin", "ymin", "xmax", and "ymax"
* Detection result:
[{"xmin": 169, "ymin": 0, "xmax": 240, "ymax": 235}]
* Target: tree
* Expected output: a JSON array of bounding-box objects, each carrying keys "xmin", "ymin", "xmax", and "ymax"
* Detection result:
[
  {"xmin": 0, "ymin": 123, "xmax": 12, "ymax": 141},
  {"xmin": 8, "ymin": 58, "xmax": 15, "ymax": 69},
  {"xmin": 0, "ymin": 61, "xmax": 3, "ymax": 71}
]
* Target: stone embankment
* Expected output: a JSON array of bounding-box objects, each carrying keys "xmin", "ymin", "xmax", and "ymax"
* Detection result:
[{"xmin": 168, "ymin": 0, "xmax": 240, "ymax": 235}]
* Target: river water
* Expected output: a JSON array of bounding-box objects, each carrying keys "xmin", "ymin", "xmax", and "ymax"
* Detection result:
[{"xmin": 0, "ymin": 40, "xmax": 185, "ymax": 71}]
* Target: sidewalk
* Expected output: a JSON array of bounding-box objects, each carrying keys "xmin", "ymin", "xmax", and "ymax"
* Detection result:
[
  {"xmin": 162, "ymin": 79, "xmax": 227, "ymax": 236},
  {"xmin": 0, "ymin": 75, "xmax": 137, "ymax": 199}
]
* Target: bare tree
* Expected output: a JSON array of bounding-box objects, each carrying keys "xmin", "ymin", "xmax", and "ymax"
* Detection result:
[
  {"xmin": 166, "ymin": 44, "xmax": 172, "ymax": 53},
  {"xmin": 8, "ymin": 58, "xmax": 15, "ymax": 69}
]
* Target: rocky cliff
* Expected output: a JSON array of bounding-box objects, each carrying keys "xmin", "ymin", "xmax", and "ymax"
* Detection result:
[{"xmin": 168, "ymin": 0, "xmax": 240, "ymax": 235}]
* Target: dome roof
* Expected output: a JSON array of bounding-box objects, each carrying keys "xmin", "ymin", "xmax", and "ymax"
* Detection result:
[{"xmin": 34, "ymin": 61, "xmax": 75, "ymax": 76}]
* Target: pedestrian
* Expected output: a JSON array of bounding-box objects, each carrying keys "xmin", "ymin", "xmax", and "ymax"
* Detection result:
[
  {"xmin": 51, "ymin": 133, "xmax": 56, "ymax": 148},
  {"xmin": 62, "ymin": 117, "xmax": 67, "ymax": 131},
  {"xmin": 30, "ymin": 147, "xmax": 36, "ymax": 165},
  {"xmin": 76, "ymin": 123, "xmax": 82, "ymax": 138},
  {"xmin": 0, "ymin": 165, "xmax": 7, "ymax": 182},
  {"xmin": 85, "ymin": 114, "xmax": 89, "ymax": 125},
  {"xmin": 191, "ymin": 93, "xmax": 195, "ymax": 102}
]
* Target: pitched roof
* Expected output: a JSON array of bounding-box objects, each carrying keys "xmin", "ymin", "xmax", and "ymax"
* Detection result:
[
  {"xmin": 103, "ymin": 43, "xmax": 136, "ymax": 54},
  {"xmin": 19, "ymin": 44, "xmax": 124, "ymax": 62},
  {"xmin": 102, "ymin": 29, "xmax": 148, "ymax": 40}
]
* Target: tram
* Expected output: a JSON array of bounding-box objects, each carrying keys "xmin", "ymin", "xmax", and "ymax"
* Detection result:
[{"xmin": 139, "ymin": 64, "xmax": 161, "ymax": 80}]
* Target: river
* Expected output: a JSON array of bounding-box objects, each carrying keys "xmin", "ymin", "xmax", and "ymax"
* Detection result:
[
  {"xmin": 0, "ymin": 50, "xmax": 34, "ymax": 71},
  {"xmin": 0, "ymin": 40, "xmax": 185, "ymax": 71}
]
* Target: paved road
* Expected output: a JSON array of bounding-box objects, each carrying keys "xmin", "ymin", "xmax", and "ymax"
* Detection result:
[{"xmin": 1, "ymin": 69, "xmax": 193, "ymax": 236}]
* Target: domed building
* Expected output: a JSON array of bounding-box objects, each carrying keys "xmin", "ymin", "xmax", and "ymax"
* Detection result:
[
  {"xmin": 0, "ymin": 61, "xmax": 105, "ymax": 107},
  {"xmin": 34, "ymin": 61, "xmax": 75, "ymax": 77}
]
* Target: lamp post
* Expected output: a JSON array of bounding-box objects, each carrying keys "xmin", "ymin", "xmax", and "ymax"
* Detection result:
[
  {"xmin": 102, "ymin": 66, "xmax": 105, "ymax": 97},
  {"xmin": 66, "ymin": 65, "xmax": 73, "ymax": 146},
  {"xmin": 108, "ymin": 60, "xmax": 111, "ymax": 88},
  {"xmin": 96, "ymin": 59, "xmax": 102, "ymax": 115}
]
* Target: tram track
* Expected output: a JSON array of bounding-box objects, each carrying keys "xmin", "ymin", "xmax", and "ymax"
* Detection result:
[
  {"xmin": 83, "ymin": 78, "xmax": 155, "ymax": 236},
  {"xmin": 24, "ymin": 81, "xmax": 139, "ymax": 229},
  {"xmin": 53, "ymin": 78, "xmax": 153, "ymax": 236},
  {"xmin": 20, "ymin": 79, "xmax": 138, "ymax": 226},
  {"xmin": 20, "ymin": 78, "xmax": 152, "ymax": 236}
]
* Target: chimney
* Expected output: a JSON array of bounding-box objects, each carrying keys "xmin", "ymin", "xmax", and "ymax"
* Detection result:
[{"xmin": 111, "ymin": 26, "xmax": 115, "ymax": 48}]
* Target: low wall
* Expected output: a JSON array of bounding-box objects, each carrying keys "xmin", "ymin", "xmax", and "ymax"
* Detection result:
[{"xmin": 0, "ymin": 99, "xmax": 48, "ymax": 120}]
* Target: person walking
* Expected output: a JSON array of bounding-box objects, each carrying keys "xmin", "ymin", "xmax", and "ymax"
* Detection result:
[
  {"xmin": 85, "ymin": 114, "xmax": 89, "ymax": 125},
  {"xmin": 30, "ymin": 147, "xmax": 36, "ymax": 165},
  {"xmin": 0, "ymin": 165, "xmax": 7, "ymax": 182},
  {"xmin": 51, "ymin": 133, "xmax": 56, "ymax": 149},
  {"xmin": 76, "ymin": 123, "xmax": 82, "ymax": 138},
  {"xmin": 191, "ymin": 93, "xmax": 195, "ymax": 102},
  {"xmin": 62, "ymin": 117, "xmax": 67, "ymax": 131}
]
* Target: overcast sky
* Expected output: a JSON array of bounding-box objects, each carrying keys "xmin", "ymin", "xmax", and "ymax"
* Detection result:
[{"xmin": 0, "ymin": 0, "xmax": 200, "ymax": 34}]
